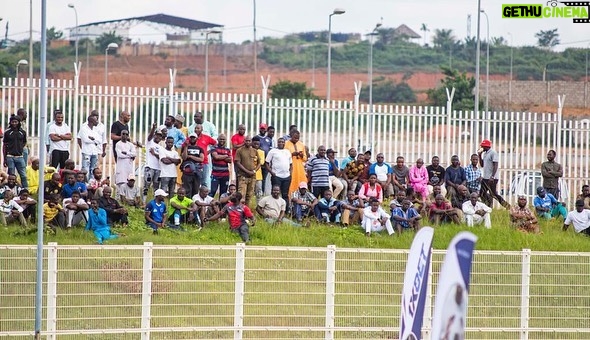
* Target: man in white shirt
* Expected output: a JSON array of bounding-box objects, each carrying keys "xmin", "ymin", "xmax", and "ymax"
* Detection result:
[
  {"xmin": 144, "ymin": 124, "xmax": 163, "ymax": 202},
  {"xmin": 462, "ymin": 192, "xmax": 492, "ymax": 228},
  {"xmin": 48, "ymin": 109, "xmax": 72, "ymax": 169},
  {"xmin": 563, "ymin": 200, "xmax": 590, "ymax": 235},
  {"xmin": 362, "ymin": 198, "xmax": 394, "ymax": 237},
  {"xmin": 77, "ymin": 111, "xmax": 105, "ymax": 180},
  {"xmin": 159, "ymin": 137, "xmax": 181, "ymax": 196},
  {"xmin": 265, "ymin": 137, "xmax": 292, "ymax": 204},
  {"xmin": 256, "ymin": 185, "xmax": 300, "ymax": 226},
  {"xmin": 192, "ymin": 186, "xmax": 219, "ymax": 225},
  {"xmin": 63, "ymin": 190, "xmax": 89, "ymax": 228}
]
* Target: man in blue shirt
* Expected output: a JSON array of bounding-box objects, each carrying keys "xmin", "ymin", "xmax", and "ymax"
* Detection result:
[
  {"xmin": 86, "ymin": 198, "xmax": 118, "ymax": 244},
  {"xmin": 62, "ymin": 174, "xmax": 88, "ymax": 199},
  {"xmin": 164, "ymin": 115, "xmax": 186, "ymax": 149},
  {"xmin": 391, "ymin": 199, "xmax": 421, "ymax": 234},
  {"xmin": 313, "ymin": 189, "xmax": 342, "ymax": 223},
  {"xmin": 369, "ymin": 153, "xmax": 394, "ymax": 198},
  {"xmin": 145, "ymin": 189, "xmax": 168, "ymax": 234},
  {"xmin": 533, "ymin": 186, "xmax": 567, "ymax": 220}
]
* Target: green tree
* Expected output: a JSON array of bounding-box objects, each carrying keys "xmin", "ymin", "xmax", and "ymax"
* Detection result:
[
  {"xmin": 46, "ymin": 27, "xmax": 63, "ymax": 41},
  {"xmin": 269, "ymin": 80, "xmax": 319, "ymax": 100},
  {"xmin": 432, "ymin": 29, "xmax": 456, "ymax": 50},
  {"xmin": 359, "ymin": 77, "xmax": 416, "ymax": 103},
  {"xmin": 420, "ymin": 23, "xmax": 429, "ymax": 46},
  {"xmin": 95, "ymin": 31, "xmax": 123, "ymax": 52},
  {"xmin": 535, "ymin": 28, "xmax": 560, "ymax": 49},
  {"xmin": 427, "ymin": 67, "xmax": 481, "ymax": 111}
]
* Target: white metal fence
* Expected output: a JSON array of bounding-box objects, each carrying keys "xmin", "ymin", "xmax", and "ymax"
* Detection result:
[
  {"xmin": 0, "ymin": 243, "xmax": 589, "ymax": 339},
  {"xmin": 1, "ymin": 75, "xmax": 588, "ymax": 204}
]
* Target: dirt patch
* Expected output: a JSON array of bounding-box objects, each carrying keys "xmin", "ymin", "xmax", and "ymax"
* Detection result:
[{"xmin": 101, "ymin": 261, "xmax": 173, "ymax": 294}]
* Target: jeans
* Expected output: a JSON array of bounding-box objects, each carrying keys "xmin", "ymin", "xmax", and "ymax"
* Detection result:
[
  {"xmin": 81, "ymin": 153, "xmax": 99, "ymax": 181},
  {"xmin": 22, "ymin": 146, "xmax": 29, "ymax": 165},
  {"xmin": 203, "ymin": 163, "xmax": 212, "ymax": 189},
  {"xmin": 6, "ymin": 156, "xmax": 27, "ymax": 189},
  {"xmin": 292, "ymin": 203, "xmax": 312, "ymax": 221},
  {"xmin": 182, "ymin": 173, "xmax": 201, "ymax": 198},
  {"xmin": 210, "ymin": 176, "xmax": 230, "ymax": 198},
  {"xmin": 160, "ymin": 177, "xmax": 177, "ymax": 196},
  {"xmin": 143, "ymin": 167, "xmax": 161, "ymax": 200}
]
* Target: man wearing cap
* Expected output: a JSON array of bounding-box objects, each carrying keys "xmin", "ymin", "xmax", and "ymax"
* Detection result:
[
  {"xmin": 563, "ymin": 200, "xmax": 590, "ymax": 235},
  {"xmin": 306, "ymin": 146, "xmax": 331, "ymax": 198},
  {"xmin": 257, "ymin": 123, "xmax": 272, "ymax": 194},
  {"xmin": 534, "ymin": 186, "xmax": 567, "ymax": 220},
  {"xmin": 478, "ymin": 139, "xmax": 510, "ymax": 209},
  {"xmin": 510, "ymin": 195, "xmax": 541, "ymax": 233},
  {"xmin": 78, "ymin": 111, "xmax": 105, "ymax": 180},
  {"xmin": 327, "ymin": 148, "xmax": 346, "ymax": 199},
  {"xmin": 174, "ymin": 114, "xmax": 188, "ymax": 137},
  {"xmin": 291, "ymin": 182, "xmax": 318, "ymax": 223},
  {"xmin": 541, "ymin": 150, "xmax": 563, "ymax": 199},
  {"xmin": 181, "ymin": 132, "xmax": 205, "ymax": 198},
  {"xmin": 145, "ymin": 189, "xmax": 168, "ymax": 234},
  {"xmin": 118, "ymin": 174, "xmax": 142, "ymax": 208},
  {"xmin": 4, "ymin": 115, "xmax": 29, "ymax": 186}
]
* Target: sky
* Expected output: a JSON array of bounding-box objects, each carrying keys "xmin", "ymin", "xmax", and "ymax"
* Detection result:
[{"xmin": 2, "ymin": 0, "xmax": 590, "ymax": 51}]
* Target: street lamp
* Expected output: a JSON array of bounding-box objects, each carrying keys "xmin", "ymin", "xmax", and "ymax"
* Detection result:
[
  {"xmin": 481, "ymin": 9, "xmax": 490, "ymax": 113},
  {"xmin": 16, "ymin": 59, "xmax": 28, "ymax": 79},
  {"xmin": 104, "ymin": 42, "xmax": 118, "ymax": 86},
  {"xmin": 326, "ymin": 8, "xmax": 345, "ymax": 101},
  {"xmin": 68, "ymin": 3, "xmax": 78, "ymax": 65},
  {"xmin": 585, "ymin": 43, "xmax": 589, "ymax": 82},
  {"xmin": 475, "ymin": 0, "xmax": 482, "ymax": 117},
  {"xmin": 205, "ymin": 30, "xmax": 222, "ymax": 93},
  {"xmin": 507, "ymin": 32, "xmax": 513, "ymax": 102},
  {"xmin": 367, "ymin": 23, "xmax": 381, "ymax": 147}
]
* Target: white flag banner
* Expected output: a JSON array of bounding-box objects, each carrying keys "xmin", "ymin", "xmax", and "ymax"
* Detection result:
[
  {"xmin": 431, "ymin": 232, "xmax": 478, "ymax": 340},
  {"xmin": 399, "ymin": 226, "xmax": 434, "ymax": 340}
]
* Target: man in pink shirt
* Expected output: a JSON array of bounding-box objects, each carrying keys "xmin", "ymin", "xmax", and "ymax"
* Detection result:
[{"xmin": 409, "ymin": 158, "xmax": 429, "ymax": 201}]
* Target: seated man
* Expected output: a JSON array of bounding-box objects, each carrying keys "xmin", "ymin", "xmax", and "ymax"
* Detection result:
[
  {"xmin": 219, "ymin": 184, "xmax": 237, "ymax": 211},
  {"xmin": 462, "ymin": 192, "xmax": 492, "ymax": 228},
  {"xmin": 451, "ymin": 185, "xmax": 470, "ymax": 222},
  {"xmin": 429, "ymin": 194, "xmax": 461, "ymax": 225},
  {"xmin": 314, "ymin": 189, "xmax": 342, "ymax": 224},
  {"xmin": 510, "ymin": 195, "xmax": 541, "ymax": 234},
  {"xmin": 98, "ymin": 187, "xmax": 129, "ymax": 227},
  {"xmin": 88, "ymin": 168, "xmax": 110, "ymax": 199},
  {"xmin": 340, "ymin": 190, "xmax": 362, "ymax": 226},
  {"xmin": 390, "ymin": 190, "xmax": 407, "ymax": 210},
  {"xmin": 25, "ymin": 157, "xmax": 56, "ymax": 197},
  {"xmin": 12, "ymin": 189, "xmax": 37, "ymax": 222},
  {"xmin": 62, "ymin": 190, "xmax": 89, "ymax": 229},
  {"xmin": 118, "ymin": 174, "xmax": 142, "ymax": 208},
  {"xmin": 533, "ymin": 186, "xmax": 567, "ymax": 220},
  {"xmin": 75, "ymin": 172, "xmax": 90, "ymax": 199},
  {"xmin": 43, "ymin": 194, "xmax": 66, "ymax": 231},
  {"xmin": 193, "ymin": 186, "xmax": 220, "ymax": 226},
  {"xmin": 362, "ymin": 198, "xmax": 394, "ymax": 237},
  {"xmin": 62, "ymin": 174, "xmax": 87, "ymax": 199},
  {"xmin": 86, "ymin": 198, "xmax": 119, "ymax": 244},
  {"xmin": 444, "ymin": 155, "xmax": 466, "ymax": 202},
  {"xmin": 391, "ymin": 199, "xmax": 421, "ymax": 234},
  {"xmin": 169, "ymin": 187, "xmax": 198, "ymax": 228},
  {"xmin": 145, "ymin": 189, "xmax": 168, "ymax": 234},
  {"xmin": 257, "ymin": 185, "xmax": 299, "ymax": 225},
  {"xmin": 563, "ymin": 199, "xmax": 590, "ymax": 236},
  {"xmin": 291, "ymin": 182, "xmax": 318, "ymax": 222},
  {"xmin": 0, "ymin": 174, "xmax": 24, "ymax": 199},
  {"xmin": 44, "ymin": 173, "xmax": 63, "ymax": 203},
  {"xmin": 0, "ymin": 191, "xmax": 27, "ymax": 226}
]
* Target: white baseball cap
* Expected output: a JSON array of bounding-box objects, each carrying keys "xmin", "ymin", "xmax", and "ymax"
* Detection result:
[{"xmin": 154, "ymin": 189, "xmax": 168, "ymax": 197}]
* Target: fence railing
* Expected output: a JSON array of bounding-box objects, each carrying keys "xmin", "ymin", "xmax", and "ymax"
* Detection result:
[
  {"xmin": 1, "ymin": 76, "xmax": 587, "ymax": 204},
  {"xmin": 1, "ymin": 243, "xmax": 589, "ymax": 339}
]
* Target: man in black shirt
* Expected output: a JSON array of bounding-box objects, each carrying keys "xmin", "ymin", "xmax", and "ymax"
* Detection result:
[
  {"xmin": 426, "ymin": 155, "xmax": 446, "ymax": 195},
  {"xmin": 110, "ymin": 110, "xmax": 130, "ymax": 160},
  {"xmin": 3, "ymin": 115, "xmax": 28, "ymax": 189},
  {"xmin": 44, "ymin": 173, "xmax": 62, "ymax": 203},
  {"xmin": 98, "ymin": 186, "xmax": 129, "ymax": 226}
]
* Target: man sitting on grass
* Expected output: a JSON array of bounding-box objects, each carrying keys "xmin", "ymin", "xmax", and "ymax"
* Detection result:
[
  {"xmin": 462, "ymin": 192, "xmax": 492, "ymax": 229},
  {"xmin": 86, "ymin": 198, "xmax": 119, "ymax": 244},
  {"xmin": 43, "ymin": 194, "xmax": 66, "ymax": 231},
  {"xmin": 391, "ymin": 199, "xmax": 421, "ymax": 234},
  {"xmin": 145, "ymin": 189, "xmax": 168, "ymax": 234},
  {"xmin": 63, "ymin": 190, "xmax": 89, "ymax": 229},
  {"xmin": 290, "ymin": 182, "xmax": 317, "ymax": 223},
  {"xmin": 340, "ymin": 190, "xmax": 362, "ymax": 226},
  {"xmin": 313, "ymin": 189, "xmax": 342, "ymax": 224},
  {"xmin": 563, "ymin": 200, "xmax": 590, "ymax": 236},
  {"xmin": 257, "ymin": 185, "xmax": 299, "ymax": 226},
  {"xmin": 510, "ymin": 195, "xmax": 541, "ymax": 234},
  {"xmin": 534, "ymin": 186, "xmax": 567, "ymax": 220},
  {"xmin": 193, "ymin": 186, "xmax": 219, "ymax": 226},
  {"xmin": 118, "ymin": 174, "xmax": 142, "ymax": 208},
  {"xmin": 206, "ymin": 192, "xmax": 254, "ymax": 243},
  {"xmin": 429, "ymin": 194, "xmax": 461, "ymax": 225},
  {"xmin": 98, "ymin": 187, "xmax": 129, "ymax": 227},
  {"xmin": 12, "ymin": 189, "xmax": 36, "ymax": 223},
  {"xmin": 169, "ymin": 187, "xmax": 197, "ymax": 229},
  {"xmin": 0, "ymin": 191, "xmax": 27, "ymax": 227},
  {"xmin": 362, "ymin": 198, "xmax": 394, "ymax": 237}
]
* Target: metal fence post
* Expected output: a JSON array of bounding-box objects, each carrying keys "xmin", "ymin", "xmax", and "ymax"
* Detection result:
[
  {"xmin": 423, "ymin": 248, "xmax": 434, "ymax": 340},
  {"xmin": 141, "ymin": 242, "xmax": 153, "ymax": 340},
  {"xmin": 234, "ymin": 243, "xmax": 246, "ymax": 340},
  {"xmin": 325, "ymin": 245, "xmax": 336, "ymax": 340},
  {"xmin": 46, "ymin": 242, "xmax": 58, "ymax": 340},
  {"xmin": 520, "ymin": 248, "xmax": 531, "ymax": 340}
]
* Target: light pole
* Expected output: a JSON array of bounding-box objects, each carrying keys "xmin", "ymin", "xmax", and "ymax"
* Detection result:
[
  {"xmin": 205, "ymin": 30, "xmax": 222, "ymax": 93},
  {"xmin": 507, "ymin": 32, "xmax": 513, "ymax": 102},
  {"xmin": 367, "ymin": 23, "xmax": 381, "ymax": 147},
  {"xmin": 68, "ymin": 3, "xmax": 78, "ymax": 65},
  {"xmin": 474, "ymin": 0, "xmax": 482, "ymax": 117},
  {"xmin": 585, "ymin": 43, "xmax": 589, "ymax": 82},
  {"xmin": 16, "ymin": 59, "xmax": 28, "ymax": 79},
  {"xmin": 104, "ymin": 42, "xmax": 118, "ymax": 86},
  {"xmin": 326, "ymin": 8, "xmax": 345, "ymax": 101},
  {"xmin": 481, "ymin": 9, "xmax": 490, "ymax": 113}
]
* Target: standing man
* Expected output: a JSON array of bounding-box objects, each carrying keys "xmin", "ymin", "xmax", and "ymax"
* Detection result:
[
  {"xmin": 234, "ymin": 136, "xmax": 258, "ymax": 207},
  {"xmin": 541, "ymin": 149, "xmax": 563, "ymax": 199},
  {"xmin": 193, "ymin": 124, "xmax": 217, "ymax": 189},
  {"xmin": 110, "ymin": 110, "xmax": 130, "ymax": 161},
  {"xmin": 3, "ymin": 115, "xmax": 28, "ymax": 189},
  {"xmin": 77, "ymin": 111, "xmax": 105, "ymax": 179},
  {"xmin": 188, "ymin": 111, "xmax": 218, "ymax": 139},
  {"xmin": 180, "ymin": 133, "xmax": 205, "ymax": 198},
  {"xmin": 210, "ymin": 134, "xmax": 232, "ymax": 198},
  {"xmin": 230, "ymin": 124, "xmax": 246, "ymax": 160},
  {"xmin": 257, "ymin": 123, "xmax": 272, "ymax": 194},
  {"xmin": 478, "ymin": 139, "xmax": 510, "ymax": 209},
  {"xmin": 48, "ymin": 109, "xmax": 72, "ymax": 169},
  {"xmin": 306, "ymin": 145, "xmax": 331, "ymax": 199},
  {"xmin": 15, "ymin": 108, "xmax": 29, "ymax": 165},
  {"xmin": 265, "ymin": 137, "xmax": 292, "ymax": 204},
  {"xmin": 164, "ymin": 115, "xmax": 186, "ymax": 149}
]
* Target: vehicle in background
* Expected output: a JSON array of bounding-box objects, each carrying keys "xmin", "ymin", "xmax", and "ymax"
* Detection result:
[{"xmin": 509, "ymin": 171, "xmax": 570, "ymax": 203}]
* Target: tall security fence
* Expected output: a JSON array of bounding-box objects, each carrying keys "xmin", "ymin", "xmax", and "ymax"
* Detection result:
[
  {"xmin": 0, "ymin": 243, "xmax": 589, "ymax": 339},
  {"xmin": 1, "ymin": 76, "xmax": 588, "ymax": 204}
]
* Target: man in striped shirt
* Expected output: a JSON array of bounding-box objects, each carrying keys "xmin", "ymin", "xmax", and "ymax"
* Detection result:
[{"xmin": 306, "ymin": 145, "xmax": 331, "ymax": 198}]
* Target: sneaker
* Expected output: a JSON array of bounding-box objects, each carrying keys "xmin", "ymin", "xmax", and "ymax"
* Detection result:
[{"xmin": 152, "ymin": 229, "xmax": 159, "ymax": 235}]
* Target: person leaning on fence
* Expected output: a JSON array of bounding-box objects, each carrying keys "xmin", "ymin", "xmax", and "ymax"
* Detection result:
[
  {"xmin": 86, "ymin": 198, "xmax": 119, "ymax": 244},
  {"xmin": 206, "ymin": 192, "xmax": 254, "ymax": 243},
  {"xmin": 534, "ymin": 186, "xmax": 567, "ymax": 220},
  {"xmin": 563, "ymin": 200, "xmax": 590, "ymax": 236},
  {"xmin": 510, "ymin": 195, "xmax": 541, "ymax": 234},
  {"xmin": 0, "ymin": 191, "xmax": 27, "ymax": 227},
  {"xmin": 362, "ymin": 198, "xmax": 394, "ymax": 237}
]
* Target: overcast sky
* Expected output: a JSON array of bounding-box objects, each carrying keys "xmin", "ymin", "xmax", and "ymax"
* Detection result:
[{"xmin": 3, "ymin": 0, "xmax": 590, "ymax": 51}]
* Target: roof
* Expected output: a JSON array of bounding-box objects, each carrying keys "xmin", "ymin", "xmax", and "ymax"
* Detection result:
[
  {"xmin": 394, "ymin": 24, "xmax": 420, "ymax": 39},
  {"xmin": 77, "ymin": 13, "xmax": 223, "ymax": 31}
]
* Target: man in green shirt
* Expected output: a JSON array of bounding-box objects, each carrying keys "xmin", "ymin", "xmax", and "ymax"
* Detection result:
[
  {"xmin": 541, "ymin": 149, "xmax": 563, "ymax": 200},
  {"xmin": 168, "ymin": 187, "xmax": 198, "ymax": 229}
]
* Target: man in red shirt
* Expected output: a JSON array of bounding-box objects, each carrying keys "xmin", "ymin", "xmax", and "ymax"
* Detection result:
[
  {"xmin": 193, "ymin": 124, "xmax": 217, "ymax": 189},
  {"xmin": 230, "ymin": 124, "xmax": 246, "ymax": 160},
  {"xmin": 205, "ymin": 192, "xmax": 254, "ymax": 243},
  {"xmin": 429, "ymin": 194, "xmax": 461, "ymax": 225}
]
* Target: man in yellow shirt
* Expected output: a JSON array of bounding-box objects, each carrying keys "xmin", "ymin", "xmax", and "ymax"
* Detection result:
[
  {"xmin": 25, "ymin": 157, "xmax": 56, "ymax": 198},
  {"xmin": 252, "ymin": 136, "xmax": 265, "ymax": 204}
]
